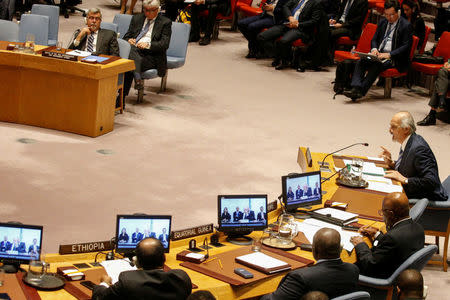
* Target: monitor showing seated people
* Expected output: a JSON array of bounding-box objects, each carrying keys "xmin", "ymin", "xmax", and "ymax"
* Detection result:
[
  {"xmin": 116, "ymin": 215, "xmax": 172, "ymax": 254},
  {"xmin": 0, "ymin": 222, "xmax": 43, "ymax": 273},
  {"xmin": 218, "ymin": 194, "xmax": 268, "ymax": 245},
  {"xmin": 282, "ymin": 171, "xmax": 322, "ymax": 212}
]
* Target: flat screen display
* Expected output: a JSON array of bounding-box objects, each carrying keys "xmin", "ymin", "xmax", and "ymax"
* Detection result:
[
  {"xmin": 218, "ymin": 195, "xmax": 268, "ymax": 231},
  {"xmin": 0, "ymin": 223, "xmax": 43, "ymax": 263},
  {"xmin": 116, "ymin": 215, "xmax": 172, "ymax": 253},
  {"xmin": 282, "ymin": 171, "xmax": 322, "ymax": 211}
]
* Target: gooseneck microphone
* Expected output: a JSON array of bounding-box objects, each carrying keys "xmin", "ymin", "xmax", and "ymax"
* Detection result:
[{"xmin": 319, "ymin": 143, "xmax": 369, "ymax": 169}]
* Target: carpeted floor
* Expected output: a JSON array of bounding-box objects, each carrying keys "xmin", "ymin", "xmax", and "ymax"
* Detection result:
[{"xmin": 1, "ymin": 0, "xmax": 449, "ymax": 297}]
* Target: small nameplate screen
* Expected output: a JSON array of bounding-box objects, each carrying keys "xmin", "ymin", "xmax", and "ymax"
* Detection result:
[
  {"xmin": 42, "ymin": 51, "xmax": 77, "ymax": 61},
  {"xmin": 59, "ymin": 240, "xmax": 113, "ymax": 255},
  {"xmin": 171, "ymin": 224, "xmax": 214, "ymax": 241}
]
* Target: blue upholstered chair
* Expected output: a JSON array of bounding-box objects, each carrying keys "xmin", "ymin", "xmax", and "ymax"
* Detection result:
[
  {"xmin": 31, "ymin": 4, "xmax": 59, "ymax": 46},
  {"xmin": 117, "ymin": 39, "xmax": 132, "ymax": 113},
  {"xmin": 18, "ymin": 14, "xmax": 50, "ymax": 46},
  {"xmin": 358, "ymin": 245, "xmax": 438, "ymax": 300},
  {"xmin": 0, "ymin": 20, "xmax": 19, "ymax": 42},
  {"xmin": 409, "ymin": 175, "xmax": 450, "ymax": 272},
  {"xmin": 113, "ymin": 14, "xmax": 132, "ymax": 39},
  {"xmin": 101, "ymin": 22, "xmax": 119, "ymax": 33},
  {"xmin": 409, "ymin": 198, "xmax": 429, "ymax": 223},
  {"xmin": 331, "ymin": 291, "xmax": 371, "ymax": 300}
]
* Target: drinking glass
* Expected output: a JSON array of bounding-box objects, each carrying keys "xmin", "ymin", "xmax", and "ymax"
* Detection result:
[
  {"xmin": 25, "ymin": 33, "xmax": 35, "ymax": 53},
  {"xmin": 278, "ymin": 214, "xmax": 297, "ymax": 245},
  {"xmin": 56, "ymin": 41, "xmax": 63, "ymax": 52},
  {"xmin": 351, "ymin": 158, "xmax": 364, "ymax": 179},
  {"xmin": 27, "ymin": 260, "xmax": 45, "ymax": 284}
]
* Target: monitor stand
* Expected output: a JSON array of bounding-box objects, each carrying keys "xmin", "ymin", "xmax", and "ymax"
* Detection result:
[
  {"xmin": 0, "ymin": 262, "xmax": 21, "ymax": 273},
  {"xmin": 294, "ymin": 208, "xmax": 312, "ymax": 220},
  {"xmin": 226, "ymin": 233, "xmax": 253, "ymax": 245}
]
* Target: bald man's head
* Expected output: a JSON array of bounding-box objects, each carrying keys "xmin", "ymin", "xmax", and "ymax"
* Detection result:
[
  {"xmin": 382, "ymin": 192, "xmax": 410, "ymax": 228},
  {"xmin": 312, "ymin": 228, "xmax": 341, "ymax": 260},
  {"xmin": 135, "ymin": 238, "xmax": 165, "ymax": 270},
  {"xmin": 397, "ymin": 269, "xmax": 423, "ymax": 299},
  {"xmin": 301, "ymin": 291, "xmax": 329, "ymax": 300}
]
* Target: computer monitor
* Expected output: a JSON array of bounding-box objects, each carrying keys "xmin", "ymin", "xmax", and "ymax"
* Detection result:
[
  {"xmin": 0, "ymin": 222, "xmax": 43, "ymax": 273},
  {"xmin": 217, "ymin": 194, "xmax": 268, "ymax": 245},
  {"xmin": 115, "ymin": 215, "xmax": 172, "ymax": 255},
  {"xmin": 282, "ymin": 171, "xmax": 322, "ymax": 212}
]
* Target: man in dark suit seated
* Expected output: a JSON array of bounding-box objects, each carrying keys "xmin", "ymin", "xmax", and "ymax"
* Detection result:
[
  {"xmin": 380, "ymin": 111, "xmax": 448, "ymax": 202},
  {"xmin": 257, "ymin": 0, "xmax": 322, "ymax": 70},
  {"xmin": 122, "ymin": 0, "xmax": 172, "ymax": 103},
  {"xmin": 287, "ymin": 186, "xmax": 295, "ymax": 201},
  {"xmin": 344, "ymin": 0, "xmax": 412, "ymax": 100},
  {"xmin": 93, "ymin": 238, "xmax": 192, "ymax": 300},
  {"xmin": 261, "ymin": 228, "xmax": 359, "ymax": 300},
  {"xmin": 243, "ymin": 208, "xmax": 256, "ymax": 221},
  {"xmin": 397, "ymin": 269, "xmax": 424, "ymax": 300},
  {"xmin": 257, "ymin": 206, "xmax": 267, "ymax": 221},
  {"xmin": 296, "ymin": 185, "xmax": 303, "ymax": 199},
  {"xmin": 350, "ymin": 192, "xmax": 425, "ymax": 278},
  {"xmin": 313, "ymin": 182, "xmax": 320, "ymax": 195},
  {"xmin": 221, "ymin": 207, "xmax": 231, "ymax": 222},
  {"xmin": 132, "ymin": 228, "xmax": 144, "ymax": 243},
  {"xmin": 158, "ymin": 228, "xmax": 169, "ymax": 248},
  {"xmin": 68, "ymin": 8, "xmax": 119, "ymax": 57},
  {"xmin": 12, "ymin": 238, "xmax": 26, "ymax": 253},
  {"xmin": 189, "ymin": 0, "xmax": 229, "ymax": 45},
  {"xmin": 302, "ymin": 184, "xmax": 312, "ymax": 197},
  {"xmin": 328, "ymin": 0, "xmax": 368, "ymax": 60},
  {"xmin": 233, "ymin": 207, "xmax": 244, "ymax": 222},
  {"xmin": 118, "ymin": 228, "xmax": 129, "ymax": 243},
  {"xmin": 28, "ymin": 238, "xmax": 40, "ymax": 256},
  {"xmin": 0, "ymin": 236, "xmax": 12, "ymax": 252}
]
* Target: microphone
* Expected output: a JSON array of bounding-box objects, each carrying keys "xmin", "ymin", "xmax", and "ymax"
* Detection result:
[
  {"xmin": 204, "ymin": 237, "xmax": 209, "ymax": 260},
  {"xmin": 319, "ymin": 143, "xmax": 369, "ymax": 169}
]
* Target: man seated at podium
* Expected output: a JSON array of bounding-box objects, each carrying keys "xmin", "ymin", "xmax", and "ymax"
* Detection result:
[
  {"xmin": 93, "ymin": 238, "xmax": 192, "ymax": 299},
  {"xmin": 313, "ymin": 182, "xmax": 320, "ymax": 196},
  {"xmin": 261, "ymin": 228, "xmax": 359, "ymax": 299},
  {"xmin": 28, "ymin": 238, "xmax": 40, "ymax": 256},
  {"xmin": 0, "ymin": 236, "xmax": 12, "ymax": 252},
  {"xmin": 119, "ymin": 228, "xmax": 129, "ymax": 243},
  {"xmin": 12, "ymin": 238, "xmax": 26, "ymax": 253},
  {"xmin": 233, "ymin": 207, "xmax": 244, "ymax": 222},
  {"xmin": 68, "ymin": 8, "xmax": 119, "ymax": 57},
  {"xmin": 257, "ymin": 206, "xmax": 267, "ymax": 221},
  {"xmin": 158, "ymin": 228, "xmax": 169, "ymax": 248},
  {"xmin": 350, "ymin": 192, "xmax": 424, "ymax": 278},
  {"xmin": 287, "ymin": 186, "xmax": 295, "ymax": 201},
  {"xmin": 221, "ymin": 207, "xmax": 231, "ymax": 222},
  {"xmin": 296, "ymin": 185, "xmax": 303, "ymax": 199},
  {"xmin": 302, "ymin": 185, "xmax": 312, "ymax": 197},
  {"xmin": 243, "ymin": 208, "xmax": 256, "ymax": 221},
  {"xmin": 132, "ymin": 228, "xmax": 144, "ymax": 243}
]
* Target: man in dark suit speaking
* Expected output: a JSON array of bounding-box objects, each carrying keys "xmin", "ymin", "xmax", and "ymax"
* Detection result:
[
  {"xmin": 122, "ymin": 0, "xmax": 172, "ymax": 103},
  {"xmin": 351, "ymin": 192, "xmax": 424, "ymax": 278},
  {"xmin": 93, "ymin": 238, "xmax": 192, "ymax": 300},
  {"xmin": 68, "ymin": 8, "xmax": 119, "ymax": 57},
  {"xmin": 380, "ymin": 111, "xmax": 448, "ymax": 202},
  {"xmin": 261, "ymin": 228, "xmax": 359, "ymax": 300},
  {"xmin": 233, "ymin": 207, "xmax": 244, "ymax": 222}
]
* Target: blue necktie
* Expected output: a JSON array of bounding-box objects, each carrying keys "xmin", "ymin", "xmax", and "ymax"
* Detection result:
[
  {"xmin": 136, "ymin": 20, "xmax": 151, "ymax": 43},
  {"xmin": 292, "ymin": 0, "xmax": 306, "ymax": 16},
  {"xmin": 342, "ymin": 0, "xmax": 353, "ymax": 20},
  {"xmin": 379, "ymin": 23, "xmax": 393, "ymax": 52},
  {"xmin": 395, "ymin": 148, "xmax": 403, "ymax": 170},
  {"xmin": 86, "ymin": 34, "xmax": 94, "ymax": 52}
]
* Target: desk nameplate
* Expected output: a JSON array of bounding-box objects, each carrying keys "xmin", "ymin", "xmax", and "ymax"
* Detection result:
[
  {"xmin": 171, "ymin": 224, "xmax": 214, "ymax": 241},
  {"xmin": 42, "ymin": 51, "xmax": 77, "ymax": 61},
  {"xmin": 59, "ymin": 240, "xmax": 114, "ymax": 255}
]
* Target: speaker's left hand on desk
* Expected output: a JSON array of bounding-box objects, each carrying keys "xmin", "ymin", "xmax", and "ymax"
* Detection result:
[
  {"xmin": 384, "ymin": 170, "xmax": 406, "ymax": 184},
  {"xmin": 100, "ymin": 275, "xmax": 112, "ymax": 286},
  {"xmin": 350, "ymin": 236, "xmax": 365, "ymax": 246}
]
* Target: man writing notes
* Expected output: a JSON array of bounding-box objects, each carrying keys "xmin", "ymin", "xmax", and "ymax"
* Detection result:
[
  {"xmin": 93, "ymin": 238, "xmax": 192, "ymax": 300},
  {"xmin": 261, "ymin": 228, "xmax": 359, "ymax": 300},
  {"xmin": 69, "ymin": 8, "xmax": 119, "ymax": 57},
  {"xmin": 351, "ymin": 192, "xmax": 424, "ymax": 278},
  {"xmin": 344, "ymin": 0, "xmax": 412, "ymax": 100},
  {"xmin": 123, "ymin": 0, "xmax": 172, "ymax": 103},
  {"xmin": 381, "ymin": 111, "xmax": 448, "ymax": 202}
]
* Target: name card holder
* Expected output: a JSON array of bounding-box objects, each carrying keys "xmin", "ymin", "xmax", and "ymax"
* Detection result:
[{"xmin": 42, "ymin": 51, "xmax": 77, "ymax": 61}]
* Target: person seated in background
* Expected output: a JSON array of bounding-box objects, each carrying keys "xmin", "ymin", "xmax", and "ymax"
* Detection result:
[
  {"xmin": 301, "ymin": 291, "xmax": 329, "ymax": 300},
  {"xmin": 233, "ymin": 207, "xmax": 244, "ymax": 222},
  {"xmin": 417, "ymin": 63, "xmax": 449, "ymax": 126},
  {"xmin": 143, "ymin": 229, "xmax": 157, "ymax": 238},
  {"xmin": 28, "ymin": 238, "xmax": 40, "ymax": 256},
  {"xmin": 187, "ymin": 290, "xmax": 217, "ymax": 300},
  {"xmin": 221, "ymin": 207, "xmax": 231, "ymax": 222},
  {"xmin": 243, "ymin": 207, "xmax": 256, "ymax": 221},
  {"xmin": 257, "ymin": 206, "xmax": 267, "ymax": 221},
  {"xmin": 296, "ymin": 184, "xmax": 303, "ymax": 199},
  {"xmin": 0, "ymin": 236, "xmax": 12, "ymax": 252},
  {"xmin": 350, "ymin": 192, "xmax": 424, "ymax": 278},
  {"xmin": 12, "ymin": 238, "xmax": 26, "ymax": 253},
  {"xmin": 313, "ymin": 182, "xmax": 320, "ymax": 195},
  {"xmin": 121, "ymin": 0, "xmax": 138, "ymax": 14},
  {"xmin": 261, "ymin": 228, "xmax": 359, "ymax": 300},
  {"xmin": 122, "ymin": 0, "xmax": 172, "ymax": 103},
  {"xmin": 68, "ymin": 8, "xmax": 119, "ymax": 57},
  {"xmin": 401, "ymin": 0, "xmax": 425, "ymax": 50},
  {"xmin": 381, "ymin": 112, "xmax": 448, "ymax": 201},
  {"xmin": 257, "ymin": 0, "xmax": 322, "ymax": 70},
  {"xmin": 238, "ymin": 0, "xmax": 288, "ymax": 58},
  {"xmin": 328, "ymin": 0, "xmax": 368, "ymax": 60},
  {"xmin": 397, "ymin": 269, "xmax": 425, "ymax": 300},
  {"xmin": 302, "ymin": 184, "xmax": 312, "ymax": 197},
  {"xmin": 132, "ymin": 228, "xmax": 144, "ymax": 243},
  {"xmin": 118, "ymin": 228, "xmax": 129, "ymax": 243},
  {"xmin": 158, "ymin": 228, "xmax": 169, "ymax": 247},
  {"xmin": 287, "ymin": 186, "xmax": 295, "ymax": 200},
  {"xmin": 189, "ymin": 0, "xmax": 230, "ymax": 45},
  {"xmin": 93, "ymin": 238, "xmax": 192, "ymax": 300},
  {"xmin": 344, "ymin": 0, "xmax": 412, "ymax": 101}
]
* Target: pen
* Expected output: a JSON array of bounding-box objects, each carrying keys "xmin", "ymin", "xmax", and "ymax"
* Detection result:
[
  {"xmin": 361, "ymin": 221, "xmax": 378, "ymax": 230},
  {"xmin": 204, "ymin": 257, "xmax": 218, "ymax": 264},
  {"xmin": 218, "ymin": 259, "xmax": 223, "ymax": 269}
]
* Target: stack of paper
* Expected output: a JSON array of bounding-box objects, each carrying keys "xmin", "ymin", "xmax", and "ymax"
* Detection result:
[
  {"xmin": 314, "ymin": 208, "xmax": 358, "ymax": 224},
  {"xmin": 101, "ymin": 259, "xmax": 137, "ymax": 284},
  {"xmin": 235, "ymin": 252, "xmax": 291, "ymax": 274},
  {"xmin": 364, "ymin": 174, "xmax": 403, "ymax": 193}
]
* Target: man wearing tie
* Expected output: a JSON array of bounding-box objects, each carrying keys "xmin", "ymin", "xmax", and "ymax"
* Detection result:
[
  {"xmin": 296, "ymin": 185, "xmax": 303, "ymax": 199},
  {"xmin": 344, "ymin": 0, "xmax": 412, "ymax": 100},
  {"xmin": 380, "ymin": 111, "xmax": 447, "ymax": 202},
  {"xmin": 0, "ymin": 236, "xmax": 12, "ymax": 252},
  {"xmin": 132, "ymin": 228, "xmax": 144, "ymax": 243},
  {"xmin": 158, "ymin": 228, "xmax": 169, "ymax": 248},
  {"xmin": 243, "ymin": 208, "xmax": 256, "ymax": 221},
  {"xmin": 233, "ymin": 207, "xmax": 244, "ymax": 222},
  {"xmin": 69, "ymin": 8, "xmax": 119, "ymax": 56},
  {"xmin": 313, "ymin": 182, "xmax": 321, "ymax": 196},
  {"xmin": 28, "ymin": 238, "xmax": 40, "ymax": 256},
  {"xmin": 123, "ymin": 0, "xmax": 172, "ymax": 103},
  {"xmin": 257, "ymin": 0, "xmax": 322, "ymax": 70},
  {"xmin": 257, "ymin": 206, "xmax": 267, "ymax": 221}
]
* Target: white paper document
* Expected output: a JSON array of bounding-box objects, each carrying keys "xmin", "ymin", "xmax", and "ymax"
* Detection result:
[
  {"xmin": 362, "ymin": 162, "xmax": 385, "ymax": 176},
  {"xmin": 66, "ymin": 50, "xmax": 92, "ymax": 57},
  {"xmin": 236, "ymin": 252, "xmax": 289, "ymax": 269},
  {"xmin": 364, "ymin": 174, "xmax": 403, "ymax": 193},
  {"xmin": 314, "ymin": 208, "xmax": 358, "ymax": 222},
  {"xmin": 101, "ymin": 259, "xmax": 137, "ymax": 284},
  {"xmin": 366, "ymin": 156, "xmax": 385, "ymax": 162}
]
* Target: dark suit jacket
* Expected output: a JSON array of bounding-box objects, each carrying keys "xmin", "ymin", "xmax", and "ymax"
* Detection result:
[
  {"xmin": 118, "ymin": 233, "xmax": 129, "ymax": 243},
  {"xmin": 261, "ymin": 259, "xmax": 359, "ymax": 300},
  {"xmin": 28, "ymin": 245, "xmax": 39, "ymax": 254},
  {"xmin": 313, "ymin": 187, "xmax": 320, "ymax": 195},
  {"xmin": 287, "ymin": 190, "xmax": 295, "ymax": 200},
  {"xmin": 355, "ymin": 218, "xmax": 424, "ymax": 278},
  {"xmin": 336, "ymin": 0, "xmax": 368, "ymax": 40},
  {"xmin": 13, "ymin": 242, "xmax": 26, "ymax": 253},
  {"xmin": 123, "ymin": 13, "xmax": 172, "ymax": 77},
  {"xmin": 221, "ymin": 212, "xmax": 231, "ymax": 222},
  {"xmin": 233, "ymin": 211, "xmax": 243, "ymax": 222},
  {"xmin": 244, "ymin": 211, "xmax": 256, "ymax": 221},
  {"xmin": 69, "ymin": 29, "xmax": 119, "ymax": 56},
  {"xmin": 0, "ymin": 241, "xmax": 12, "ymax": 251},
  {"xmin": 132, "ymin": 232, "xmax": 143, "ymax": 243},
  {"xmin": 397, "ymin": 133, "xmax": 448, "ymax": 202},
  {"xmin": 371, "ymin": 16, "xmax": 412, "ymax": 72},
  {"xmin": 92, "ymin": 269, "xmax": 192, "ymax": 300},
  {"xmin": 257, "ymin": 212, "xmax": 267, "ymax": 221},
  {"xmin": 282, "ymin": 0, "xmax": 322, "ymax": 42},
  {"xmin": 296, "ymin": 189, "xmax": 303, "ymax": 199}
]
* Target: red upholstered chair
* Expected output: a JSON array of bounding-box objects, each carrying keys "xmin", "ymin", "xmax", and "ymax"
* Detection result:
[
  {"xmin": 334, "ymin": 23, "xmax": 377, "ymax": 62},
  {"xmin": 236, "ymin": 0, "xmax": 265, "ymax": 17},
  {"xmin": 379, "ymin": 35, "xmax": 419, "ymax": 98},
  {"xmin": 200, "ymin": 0, "xmax": 239, "ymax": 39},
  {"xmin": 412, "ymin": 31, "xmax": 450, "ymax": 94},
  {"xmin": 335, "ymin": 10, "xmax": 371, "ymax": 48},
  {"xmin": 418, "ymin": 25, "xmax": 431, "ymax": 54}
]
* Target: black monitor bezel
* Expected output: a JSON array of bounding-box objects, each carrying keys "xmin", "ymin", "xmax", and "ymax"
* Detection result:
[
  {"xmin": 217, "ymin": 194, "xmax": 268, "ymax": 233},
  {"xmin": 115, "ymin": 215, "xmax": 172, "ymax": 254},
  {"xmin": 282, "ymin": 171, "xmax": 322, "ymax": 211},
  {"xmin": 0, "ymin": 222, "xmax": 43, "ymax": 265}
]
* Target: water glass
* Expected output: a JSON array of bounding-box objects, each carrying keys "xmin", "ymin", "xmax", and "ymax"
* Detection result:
[
  {"xmin": 351, "ymin": 158, "xmax": 364, "ymax": 179},
  {"xmin": 27, "ymin": 260, "xmax": 45, "ymax": 284},
  {"xmin": 25, "ymin": 33, "xmax": 35, "ymax": 53},
  {"xmin": 56, "ymin": 41, "xmax": 63, "ymax": 51},
  {"xmin": 278, "ymin": 214, "xmax": 297, "ymax": 245},
  {"xmin": 251, "ymin": 235, "xmax": 262, "ymax": 252}
]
